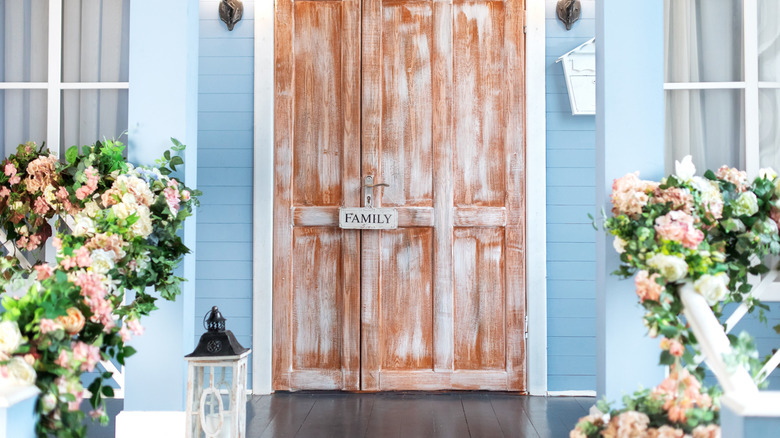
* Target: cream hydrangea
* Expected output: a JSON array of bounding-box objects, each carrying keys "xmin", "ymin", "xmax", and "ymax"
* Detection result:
[{"xmin": 130, "ymin": 206, "xmax": 153, "ymax": 238}]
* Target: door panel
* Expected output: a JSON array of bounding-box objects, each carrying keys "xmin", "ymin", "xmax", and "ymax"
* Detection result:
[{"xmin": 274, "ymin": 0, "xmax": 361, "ymax": 391}]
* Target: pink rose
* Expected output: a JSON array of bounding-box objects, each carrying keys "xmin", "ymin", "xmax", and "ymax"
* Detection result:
[{"xmin": 4, "ymin": 163, "xmax": 16, "ymax": 177}]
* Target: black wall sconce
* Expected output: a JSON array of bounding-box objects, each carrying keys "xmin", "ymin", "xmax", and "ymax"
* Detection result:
[
  {"xmin": 219, "ymin": 0, "xmax": 244, "ymax": 31},
  {"xmin": 556, "ymin": 0, "xmax": 582, "ymax": 31}
]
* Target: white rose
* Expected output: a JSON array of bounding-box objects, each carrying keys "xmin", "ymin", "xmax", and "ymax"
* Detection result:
[
  {"xmin": 675, "ymin": 155, "xmax": 696, "ymax": 181},
  {"xmin": 72, "ymin": 214, "xmax": 95, "ymax": 237},
  {"xmin": 647, "ymin": 254, "xmax": 689, "ymax": 282},
  {"xmin": 8, "ymin": 356, "xmax": 36, "ymax": 386},
  {"xmin": 90, "ymin": 249, "xmax": 116, "ymax": 275},
  {"xmin": 694, "ymin": 273, "xmax": 729, "ymax": 306},
  {"xmin": 760, "ymin": 168, "xmax": 777, "ymax": 180},
  {"xmin": 41, "ymin": 393, "xmax": 57, "ymax": 413},
  {"xmin": 691, "ymin": 176, "xmax": 719, "ymax": 196},
  {"xmin": 112, "ymin": 202, "xmax": 132, "ymax": 220},
  {"xmin": 612, "ymin": 236, "xmax": 627, "ymax": 254},
  {"xmin": 18, "ymin": 225, "xmax": 28, "ymax": 236},
  {"xmin": 0, "ymin": 321, "xmax": 23, "ymax": 355}
]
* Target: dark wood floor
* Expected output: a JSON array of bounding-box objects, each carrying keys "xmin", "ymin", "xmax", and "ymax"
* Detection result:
[
  {"xmin": 246, "ymin": 392, "xmax": 594, "ymax": 438},
  {"xmin": 83, "ymin": 392, "xmax": 593, "ymax": 437}
]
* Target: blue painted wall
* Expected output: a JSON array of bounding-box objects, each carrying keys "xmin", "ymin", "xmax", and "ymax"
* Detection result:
[
  {"xmin": 545, "ymin": 0, "xmax": 597, "ymax": 392},
  {"xmin": 196, "ymin": 0, "xmax": 254, "ymax": 388}
]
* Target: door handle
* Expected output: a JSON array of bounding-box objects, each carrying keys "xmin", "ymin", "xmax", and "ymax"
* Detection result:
[{"xmin": 364, "ymin": 176, "xmax": 389, "ymax": 208}]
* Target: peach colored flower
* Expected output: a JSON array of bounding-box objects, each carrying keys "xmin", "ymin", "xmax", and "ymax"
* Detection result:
[
  {"xmin": 654, "ymin": 211, "xmax": 704, "ymax": 249},
  {"xmin": 602, "ymin": 411, "xmax": 649, "ymax": 438},
  {"xmin": 25, "ymin": 155, "xmax": 57, "ymax": 193},
  {"xmin": 716, "ymin": 165, "xmax": 748, "ymax": 191},
  {"xmin": 39, "ymin": 319, "xmax": 62, "ymax": 334},
  {"xmin": 611, "ymin": 172, "xmax": 659, "ymax": 218},
  {"xmin": 635, "ymin": 270, "xmax": 663, "ymax": 302},
  {"xmin": 651, "ymin": 187, "xmax": 694, "ymax": 214},
  {"xmin": 86, "ymin": 233, "xmax": 127, "ymax": 260},
  {"xmin": 650, "ymin": 425, "xmax": 687, "ymax": 438},
  {"xmin": 692, "ymin": 424, "xmax": 720, "ymax": 438},
  {"xmin": 9, "ymin": 175, "xmax": 20, "ymax": 185},
  {"xmin": 34, "ymin": 263, "xmax": 54, "ymax": 280},
  {"xmin": 56, "ymin": 308, "xmax": 85, "ymax": 336},
  {"xmin": 71, "ymin": 341, "xmax": 100, "ymax": 372},
  {"xmin": 669, "ymin": 339, "xmax": 685, "ymax": 357},
  {"xmin": 33, "ymin": 196, "xmax": 50, "ymax": 215},
  {"xmin": 55, "ymin": 350, "xmax": 71, "ymax": 369},
  {"xmin": 127, "ymin": 318, "xmax": 144, "ymax": 336}
]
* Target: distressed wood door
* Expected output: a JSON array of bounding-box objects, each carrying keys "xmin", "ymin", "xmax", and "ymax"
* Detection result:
[
  {"xmin": 274, "ymin": 0, "xmax": 526, "ymax": 391},
  {"xmin": 359, "ymin": 0, "xmax": 526, "ymax": 391},
  {"xmin": 273, "ymin": 0, "xmax": 362, "ymax": 390}
]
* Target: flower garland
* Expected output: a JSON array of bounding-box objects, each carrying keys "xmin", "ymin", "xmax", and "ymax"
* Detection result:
[
  {"xmin": 0, "ymin": 140, "xmax": 199, "ymax": 437},
  {"xmin": 571, "ymin": 157, "xmax": 780, "ymax": 438}
]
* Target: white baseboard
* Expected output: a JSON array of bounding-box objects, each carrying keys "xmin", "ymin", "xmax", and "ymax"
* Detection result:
[
  {"xmin": 115, "ymin": 411, "xmax": 186, "ymax": 438},
  {"xmin": 547, "ymin": 390, "xmax": 597, "ymax": 397}
]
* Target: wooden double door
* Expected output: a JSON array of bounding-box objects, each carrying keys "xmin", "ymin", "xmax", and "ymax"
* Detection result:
[{"xmin": 273, "ymin": 0, "xmax": 526, "ymax": 391}]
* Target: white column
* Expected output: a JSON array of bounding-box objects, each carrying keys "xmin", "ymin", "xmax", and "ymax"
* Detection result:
[
  {"xmin": 595, "ymin": 0, "xmax": 666, "ymax": 402},
  {"xmin": 120, "ymin": 0, "xmax": 199, "ymax": 416}
]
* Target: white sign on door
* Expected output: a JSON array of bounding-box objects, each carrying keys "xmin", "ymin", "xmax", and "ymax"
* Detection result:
[{"xmin": 339, "ymin": 208, "xmax": 398, "ymax": 230}]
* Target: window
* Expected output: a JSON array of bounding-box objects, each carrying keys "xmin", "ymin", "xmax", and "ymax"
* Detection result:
[
  {"xmin": 664, "ymin": 0, "xmax": 780, "ymax": 177},
  {"xmin": 0, "ymin": 0, "xmax": 129, "ymax": 158}
]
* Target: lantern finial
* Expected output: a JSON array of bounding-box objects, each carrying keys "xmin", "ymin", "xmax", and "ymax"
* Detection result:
[{"xmin": 204, "ymin": 306, "xmax": 227, "ymax": 332}]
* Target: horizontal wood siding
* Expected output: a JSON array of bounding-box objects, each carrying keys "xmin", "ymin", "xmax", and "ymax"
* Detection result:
[
  {"xmin": 545, "ymin": 0, "xmax": 596, "ymax": 392},
  {"xmin": 197, "ymin": 0, "xmax": 255, "ymax": 388}
]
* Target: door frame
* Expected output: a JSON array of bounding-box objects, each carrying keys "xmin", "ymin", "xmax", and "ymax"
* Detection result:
[{"xmin": 252, "ymin": 0, "xmax": 547, "ymax": 395}]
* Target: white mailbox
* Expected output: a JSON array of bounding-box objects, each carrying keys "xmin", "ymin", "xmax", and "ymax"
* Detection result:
[{"xmin": 556, "ymin": 38, "xmax": 595, "ymax": 115}]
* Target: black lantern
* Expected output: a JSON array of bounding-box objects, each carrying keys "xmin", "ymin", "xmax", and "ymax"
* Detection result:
[
  {"xmin": 187, "ymin": 306, "xmax": 249, "ymax": 358},
  {"xmin": 186, "ymin": 307, "xmax": 251, "ymax": 438}
]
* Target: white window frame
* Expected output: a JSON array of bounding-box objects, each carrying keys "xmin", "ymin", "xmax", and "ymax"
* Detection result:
[
  {"xmin": 663, "ymin": 0, "xmax": 780, "ymax": 178},
  {"xmin": 665, "ymin": 2, "xmax": 780, "ymax": 303},
  {"xmin": 0, "ymin": 0, "xmax": 129, "ymax": 157}
]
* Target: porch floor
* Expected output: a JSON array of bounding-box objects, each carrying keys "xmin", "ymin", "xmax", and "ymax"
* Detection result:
[
  {"xmin": 245, "ymin": 392, "xmax": 594, "ymax": 438},
  {"xmin": 84, "ymin": 392, "xmax": 594, "ymax": 437}
]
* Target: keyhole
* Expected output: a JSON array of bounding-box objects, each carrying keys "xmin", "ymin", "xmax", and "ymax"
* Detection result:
[{"xmin": 366, "ymin": 195, "xmax": 372, "ymax": 206}]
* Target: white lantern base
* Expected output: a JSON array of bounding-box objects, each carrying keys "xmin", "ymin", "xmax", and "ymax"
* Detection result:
[{"xmin": 116, "ymin": 411, "xmax": 186, "ymax": 438}]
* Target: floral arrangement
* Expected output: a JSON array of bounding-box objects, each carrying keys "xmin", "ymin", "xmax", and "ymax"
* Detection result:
[
  {"xmin": 0, "ymin": 139, "xmax": 199, "ymax": 437},
  {"xmin": 571, "ymin": 156, "xmax": 780, "ymax": 438}
]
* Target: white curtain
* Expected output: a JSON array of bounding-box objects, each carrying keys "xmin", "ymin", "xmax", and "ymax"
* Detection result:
[
  {"xmin": 758, "ymin": 0, "xmax": 780, "ymax": 170},
  {"xmin": 0, "ymin": 0, "xmax": 48, "ymax": 157},
  {"xmin": 60, "ymin": 0, "xmax": 130, "ymax": 151},
  {"xmin": 664, "ymin": 0, "xmax": 744, "ymax": 173},
  {"xmin": 0, "ymin": 0, "xmax": 129, "ymax": 158}
]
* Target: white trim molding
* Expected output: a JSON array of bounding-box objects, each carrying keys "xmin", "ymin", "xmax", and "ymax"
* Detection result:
[
  {"xmin": 252, "ymin": 0, "xmax": 275, "ymax": 395},
  {"xmin": 525, "ymin": 0, "xmax": 547, "ymax": 396}
]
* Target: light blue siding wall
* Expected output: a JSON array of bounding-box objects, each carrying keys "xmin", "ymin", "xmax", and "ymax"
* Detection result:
[
  {"xmin": 197, "ymin": 0, "xmax": 254, "ymax": 387},
  {"xmin": 545, "ymin": 0, "xmax": 597, "ymax": 391}
]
